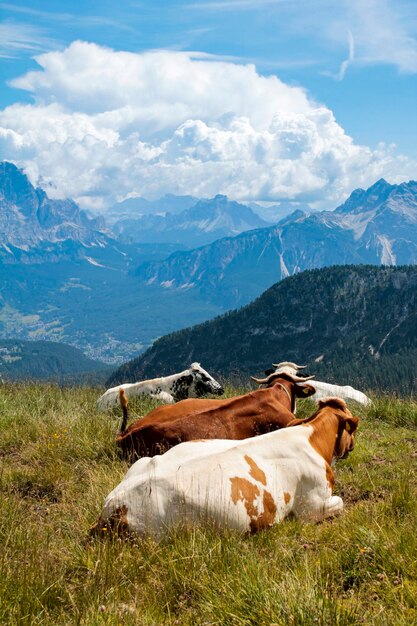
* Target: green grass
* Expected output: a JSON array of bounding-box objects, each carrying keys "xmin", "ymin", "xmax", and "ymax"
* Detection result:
[{"xmin": 0, "ymin": 384, "xmax": 416, "ymax": 625}]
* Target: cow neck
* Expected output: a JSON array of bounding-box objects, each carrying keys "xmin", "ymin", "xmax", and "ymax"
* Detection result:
[
  {"xmin": 307, "ymin": 410, "xmax": 341, "ymax": 465},
  {"xmin": 271, "ymin": 381, "xmax": 293, "ymax": 411}
]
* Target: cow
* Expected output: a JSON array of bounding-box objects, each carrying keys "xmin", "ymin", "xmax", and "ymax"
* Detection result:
[
  {"xmin": 97, "ymin": 363, "xmax": 224, "ymax": 411},
  {"xmin": 262, "ymin": 362, "xmax": 372, "ymax": 407},
  {"xmin": 91, "ymin": 397, "xmax": 359, "ymax": 537},
  {"xmin": 115, "ymin": 372, "xmax": 316, "ymax": 459},
  {"xmin": 113, "ymin": 361, "xmax": 312, "ymax": 435}
]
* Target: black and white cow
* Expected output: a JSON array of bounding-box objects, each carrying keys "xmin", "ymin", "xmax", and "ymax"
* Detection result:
[{"xmin": 97, "ymin": 363, "xmax": 224, "ymax": 410}]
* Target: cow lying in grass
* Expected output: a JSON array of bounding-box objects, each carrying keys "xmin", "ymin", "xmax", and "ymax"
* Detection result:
[
  {"xmin": 261, "ymin": 362, "xmax": 372, "ymax": 407},
  {"xmin": 97, "ymin": 363, "xmax": 224, "ymax": 411},
  {"xmin": 92, "ymin": 397, "xmax": 359, "ymax": 537},
  {"xmin": 116, "ymin": 372, "xmax": 316, "ymax": 459}
]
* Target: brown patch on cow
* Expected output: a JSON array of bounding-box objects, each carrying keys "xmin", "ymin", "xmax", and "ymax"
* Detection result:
[
  {"xmin": 249, "ymin": 490, "xmax": 277, "ymax": 533},
  {"xmin": 230, "ymin": 477, "xmax": 260, "ymax": 519},
  {"xmin": 283, "ymin": 491, "xmax": 291, "ymax": 504},
  {"xmin": 230, "ymin": 476, "xmax": 277, "ymax": 533},
  {"xmin": 90, "ymin": 505, "xmax": 130, "ymax": 538},
  {"xmin": 326, "ymin": 463, "xmax": 335, "ymax": 490},
  {"xmin": 244, "ymin": 454, "xmax": 267, "ymax": 485}
]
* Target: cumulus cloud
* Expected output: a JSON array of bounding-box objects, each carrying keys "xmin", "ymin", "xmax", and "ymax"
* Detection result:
[{"xmin": 1, "ymin": 41, "xmax": 415, "ymax": 209}]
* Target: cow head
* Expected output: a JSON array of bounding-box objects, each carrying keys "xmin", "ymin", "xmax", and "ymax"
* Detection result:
[
  {"xmin": 190, "ymin": 363, "xmax": 224, "ymax": 397},
  {"xmin": 318, "ymin": 398, "xmax": 360, "ymax": 460},
  {"xmin": 251, "ymin": 371, "xmax": 315, "ymax": 413}
]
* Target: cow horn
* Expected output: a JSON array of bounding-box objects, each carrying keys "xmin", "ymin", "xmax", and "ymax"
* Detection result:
[
  {"xmin": 272, "ymin": 362, "xmax": 307, "ymax": 369},
  {"xmin": 251, "ymin": 372, "xmax": 315, "ymax": 385},
  {"xmin": 251, "ymin": 374, "xmax": 272, "ymax": 385}
]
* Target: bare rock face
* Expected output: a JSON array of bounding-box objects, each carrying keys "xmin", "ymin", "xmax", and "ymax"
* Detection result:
[{"xmin": 0, "ymin": 162, "xmax": 109, "ymax": 258}]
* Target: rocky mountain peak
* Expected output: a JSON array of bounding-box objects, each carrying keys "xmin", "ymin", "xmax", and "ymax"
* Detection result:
[
  {"xmin": 0, "ymin": 162, "xmax": 39, "ymax": 215},
  {"xmin": 0, "ymin": 161, "xmax": 110, "ymax": 255},
  {"xmin": 335, "ymin": 178, "xmax": 395, "ymax": 215}
]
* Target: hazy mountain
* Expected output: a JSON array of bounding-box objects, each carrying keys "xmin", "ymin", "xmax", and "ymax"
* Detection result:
[
  {"xmin": 0, "ymin": 339, "xmax": 110, "ymax": 383},
  {"xmin": 113, "ymin": 194, "xmax": 269, "ymax": 245},
  {"xmin": 108, "ymin": 265, "xmax": 417, "ymax": 393},
  {"xmin": 105, "ymin": 193, "xmax": 198, "ymax": 225},
  {"xmin": 247, "ymin": 200, "xmax": 310, "ymax": 223},
  {"xmin": 135, "ymin": 179, "xmax": 417, "ymax": 309}
]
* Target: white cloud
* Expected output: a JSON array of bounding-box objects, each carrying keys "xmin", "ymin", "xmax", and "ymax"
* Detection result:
[{"xmin": 1, "ymin": 41, "xmax": 415, "ymax": 209}]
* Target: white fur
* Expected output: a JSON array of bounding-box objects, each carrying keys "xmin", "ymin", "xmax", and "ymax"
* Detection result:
[{"xmin": 307, "ymin": 381, "xmax": 371, "ymax": 407}]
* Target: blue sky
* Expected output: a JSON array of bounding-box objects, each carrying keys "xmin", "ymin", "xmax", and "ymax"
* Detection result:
[{"xmin": 1, "ymin": 0, "xmax": 416, "ymax": 209}]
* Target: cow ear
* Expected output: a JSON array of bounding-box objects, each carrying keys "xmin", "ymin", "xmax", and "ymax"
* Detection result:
[
  {"xmin": 295, "ymin": 384, "xmax": 316, "ymax": 398},
  {"xmin": 344, "ymin": 415, "xmax": 359, "ymax": 434}
]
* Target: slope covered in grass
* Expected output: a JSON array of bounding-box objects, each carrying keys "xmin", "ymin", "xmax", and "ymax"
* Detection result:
[{"xmin": 0, "ymin": 384, "xmax": 416, "ymax": 625}]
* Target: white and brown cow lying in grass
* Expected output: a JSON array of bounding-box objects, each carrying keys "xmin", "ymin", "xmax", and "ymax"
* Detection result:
[
  {"xmin": 92, "ymin": 398, "xmax": 359, "ymax": 537},
  {"xmin": 260, "ymin": 362, "xmax": 372, "ymax": 407},
  {"xmin": 97, "ymin": 363, "xmax": 224, "ymax": 412}
]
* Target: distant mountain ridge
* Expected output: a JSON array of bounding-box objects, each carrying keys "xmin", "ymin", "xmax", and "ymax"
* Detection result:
[
  {"xmin": 135, "ymin": 178, "xmax": 417, "ymax": 308},
  {"xmin": 108, "ymin": 265, "xmax": 417, "ymax": 393},
  {"xmin": 113, "ymin": 194, "xmax": 269, "ymax": 245},
  {"xmin": 105, "ymin": 193, "xmax": 198, "ymax": 224}
]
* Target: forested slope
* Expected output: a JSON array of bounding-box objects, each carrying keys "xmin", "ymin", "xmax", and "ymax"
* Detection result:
[{"xmin": 109, "ymin": 265, "xmax": 417, "ymax": 393}]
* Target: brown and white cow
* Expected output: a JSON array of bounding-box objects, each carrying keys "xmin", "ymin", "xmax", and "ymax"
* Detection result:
[
  {"xmin": 116, "ymin": 372, "xmax": 316, "ymax": 459},
  {"xmin": 93, "ymin": 397, "xmax": 359, "ymax": 537}
]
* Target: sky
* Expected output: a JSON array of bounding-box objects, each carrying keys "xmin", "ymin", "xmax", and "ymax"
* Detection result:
[{"xmin": 0, "ymin": 0, "xmax": 416, "ymax": 210}]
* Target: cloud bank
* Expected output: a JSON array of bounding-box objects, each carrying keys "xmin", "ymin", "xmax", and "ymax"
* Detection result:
[{"xmin": 0, "ymin": 41, "xmax": 415, "ymax": 209}]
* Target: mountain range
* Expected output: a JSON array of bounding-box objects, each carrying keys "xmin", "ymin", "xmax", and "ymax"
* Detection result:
[
  {"xmin": 1, "ymin": 160, "xmax": 417, "ymax": 366},
  {"xmin": 135, "ymin": 178, "xmax": 417, "ymax": 308},
  {"xmin": 108, "ymin": 265, "xmax": 417, "ymax": 394}
]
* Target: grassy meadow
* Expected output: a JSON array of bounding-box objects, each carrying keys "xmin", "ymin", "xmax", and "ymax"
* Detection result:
[{"xmin": 0, "ymin": 382, "xmax": 416, "ymax": 625}]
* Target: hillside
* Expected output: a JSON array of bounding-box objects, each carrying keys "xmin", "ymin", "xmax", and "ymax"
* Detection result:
[
  {"xmin": 108, "ymin": 265, "xmax": 417, "ymax": 393},
  {"xmin": 0, "ymin": 339, "xmax": 110, "ymax": 383}
]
